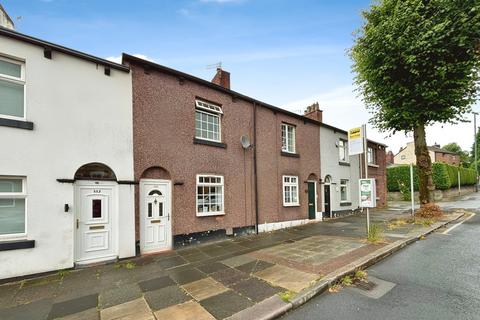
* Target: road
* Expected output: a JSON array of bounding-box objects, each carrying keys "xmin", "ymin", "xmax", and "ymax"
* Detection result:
[{"xmin": 281, "ymin": 195, "xmax": 480, "ymax": 320}]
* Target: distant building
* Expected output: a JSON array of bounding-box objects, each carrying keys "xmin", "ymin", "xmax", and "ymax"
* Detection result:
[
  {"xmin": 394, "ymin": 141, "xmax": 460, "ymax": 166},
  {"xmin": 386, "ymin": 150, "xmax": 395, "ymax": 166},
  {"xmin": 0, "ymin": 4, "xmax": 14, "ymax": 30}
]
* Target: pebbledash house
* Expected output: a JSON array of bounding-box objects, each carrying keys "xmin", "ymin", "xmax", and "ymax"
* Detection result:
[{"xmin": 0, "ymin": 27, "xmax": 386, "ymax": 280}]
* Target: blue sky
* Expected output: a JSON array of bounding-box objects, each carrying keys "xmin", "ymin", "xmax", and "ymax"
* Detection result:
[{"xmin": 3, "ymin": 0, "xmax": 478, "ymax": 153}]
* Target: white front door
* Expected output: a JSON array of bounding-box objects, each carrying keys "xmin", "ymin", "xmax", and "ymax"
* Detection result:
[
  {"xmin": 140, "ymin": 180, "xmax": 172, "ymax": 253},
  {"xmin": 75, "ymin": 182, "xmax": 117, "ymax": 264}
]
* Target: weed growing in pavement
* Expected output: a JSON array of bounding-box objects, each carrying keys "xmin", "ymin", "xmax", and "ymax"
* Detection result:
[
  {"xmin": 387, "ymin": 218, "xmax": 408, "ymax": 230},
  {"xmin": 354, "ymin": 270, "xmax": 368, "ymax": 281},
  {"xmin": 125, "ymin": 261, "xmax": 136, "ymax": 270},
  {"xmin": 57, "ymin": 269, "xmax": 70, "ymax": 280},
  {"xmin": 278, "ymin": 290, "xmax": 295, "ymax": 302},
  {"xmin": 328, "ymin": 283, "xmax": 341, "ymax": 293},
  {"xmin": 367, "ymin": 224, "xmax": 383, "ymax": 243},
  {"xmin": 341, "ymin": 275, "xmax": 353, "ymax": 286}
]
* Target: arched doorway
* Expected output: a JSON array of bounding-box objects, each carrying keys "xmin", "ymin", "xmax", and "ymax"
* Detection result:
[
  {"xmin": 324, "ymin": 175, "xmax": 332, "ymax": 218},
  {"xmin": 139, "ymin": 167, "xmax": 172, "ymax": 253},
  {"xmin": 74, "ymin": 163, "xmax": 118, "ymax": 264}
]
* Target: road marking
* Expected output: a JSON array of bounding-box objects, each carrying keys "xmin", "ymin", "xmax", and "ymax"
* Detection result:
[{"xmin": 442, "ymin": 213, "xmax": 476, "ymax": 235}]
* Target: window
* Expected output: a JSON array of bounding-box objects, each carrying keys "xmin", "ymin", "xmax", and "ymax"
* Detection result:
[
  {"xmin": 340, "ymin": 179, "xmax": 349, "ymax": 202},
  {"xmin": 367, "ymin": 147, "xmax": 377, "ymax": 164},
  {"xmin": 283, "ymin": 175, "xmax": 299, "ymax": 206},
  {"xmin": 92, "ymin": 199, "xmax": 102, "ymax": 219},
  {"xmin": 339, "ymin": 139, "xmax": 348, "ymax": 162},
  {"xmin": 401, "ymin": 155, "xmax": 406, "ymax": 160},
  {"xmin": 195, "ymin": 99, "xmax": 222, "ymax": 142},
  {"xmin": 196, "ymin": 175, "xmax": 224, "ymax": 216},
  {"xmin": 0, "ymin": 177, "xmax": 26, "ymax": 237},
  {"xmin": 281, "ymin": 124, "xmax": 296, "ymax": 153},
  {"xmin": 0, "ymin": 56, "xmax": 25, "ymax": 120}
]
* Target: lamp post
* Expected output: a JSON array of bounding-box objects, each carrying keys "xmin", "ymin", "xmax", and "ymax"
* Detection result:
[{"xmin": 474, "ymin": 112, "xmax": 479, "ymax": 192}]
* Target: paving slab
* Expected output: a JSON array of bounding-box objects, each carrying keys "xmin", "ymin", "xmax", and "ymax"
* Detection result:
[
  {"xmin": 210, "ymin": 268, "xmax": 250, "ymax": 287},
  {"xmin": 226, "ymin": 295, "xmax": 290, "ymax": 320},
  {"xmin": 0, "ymin": 297, "xmax": 53, "ymax": 320},
  {"xmin": 235, "ymin": 260, "xmax": 274, "ymax": 275},
  {"xmin": 254, "ymin": 265, "xmax": 318, "ymax": 293},
  {"xmin": 197, "ymin": 262, "xmax": 230, "ymax": 274},
  {"xmin": 14, "ymin": 277, "xmax": 61, "ymax": 305},
  {"xmin": 167, "ymin": 267, "xmax": 207, "ymax": 285},
  {"xmin": 181, "ymin": 277, "xmax": 229, "ymax": 301},
  {"xmin": 48, "ymin": 294, "xmax": 98, "ymax": 320},
  {"xmin": 157, "ymin": 256, "xmax": 188, "ymax": 269},
  {"xmin": 98, "ymin": 283, "xmax": 142, "ymax": 309},
  {"xmin": 138, "ymin": 276, "xmax": 175, "ymax": 292},
  {"xmin": 200, "ymin": 290, "xmax": 254, "ymax": 319},
  {"xmin": 221, "ymin": 255, "xmax": 256, "ymax": 268},
  {"xmin": 57, "ymin": 307, "xmax": 99, "ymax": 320},
  {"xmin": 231, "ymin": 277, "xmax": 281, "ymax": 303},
  {"xmin": 154, "ymin": 300, "xmax": 215, "ymax": 320},
  {"xmin": 100, "ymin": 297, "xmax": 153, "ymax": 320},
  {"xmin": 0, "ymin": 283, "xmax": 19, "ymax": 309},
  {"xmin": 144, "ymin": 285, "xmax": 190, "ymax": 311}
]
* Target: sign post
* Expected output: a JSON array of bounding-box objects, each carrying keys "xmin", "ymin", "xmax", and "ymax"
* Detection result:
[{"xmin": 410, "ymin": 163, "xmax": 414, "ymax": 216}]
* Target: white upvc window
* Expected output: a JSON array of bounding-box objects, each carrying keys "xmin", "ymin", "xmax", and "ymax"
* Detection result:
[
  {"xmin": 0, "ymin": 56, "xmax": 26, "ymax": 120},
  {"xmin": 339, "ymin": 139, "xmax": 348, "ymax": 162},
  {"xmin": 283, "ymin": 175, "xmax": 299, "ymax": 206},
  {"xmin": 196, "ymin": 174, "xmax": 224, "ymax": 216},
  {"xmin": 367, "ymin": 147, "xmax": 376, "ymax": 164},
  {"xmin": 0, "ymin": 177, "xmax": 27, "ymax": 238},
  {"xmin": 195, "ymin": 99, "xmax": 222, "ymax": 142},
  {"xmin": 281, "ymin": 123, "xmax": 296, "ymax": 153},
  {"xmin": 340, "ymin": 179, "xmax": 349, "ymax": 202}
]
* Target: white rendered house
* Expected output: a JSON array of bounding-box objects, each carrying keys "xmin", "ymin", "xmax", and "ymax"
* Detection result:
[{"xmin": 0, "ymin": 28, "xmax": 135, "ymax": 279}]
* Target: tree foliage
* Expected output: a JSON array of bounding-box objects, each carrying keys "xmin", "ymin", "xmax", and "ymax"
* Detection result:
[
  {"xmin": 442, "ymin": 142, "xmax": 470, "ymax": 167},
  {"xmin": 351, "ymin": 0, "xmax": 480, "ymax": 133}
]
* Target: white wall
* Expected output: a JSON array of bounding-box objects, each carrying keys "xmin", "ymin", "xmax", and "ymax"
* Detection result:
[
  {"xmin": 0, "ymin": 36, "xmax": 135, "ymax": 279},
  {"xmin": 320, "ymin": 127, "xmax": 360, "ymax": 214}
]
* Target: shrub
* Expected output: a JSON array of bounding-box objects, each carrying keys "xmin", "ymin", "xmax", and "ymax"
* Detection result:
[
  {"xmin": 341, "ymin": 275, "xmax": 353, "ymax": 286},
  {"xmin": 432, "ymin": 163, "xmax": 451, "ymax": 190}
]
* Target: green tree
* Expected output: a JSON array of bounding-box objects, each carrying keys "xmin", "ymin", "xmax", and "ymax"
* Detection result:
[
  {"xmin": 470, "ymin": 130, "xmax": 480, "ymax": 161},
  {"xmin": 442, "ymin": 142, "xmax": 470, "ymax": 167},
  {"xmin": 351, "ymin": 0, "xmax": 480, "ymax": 205}
]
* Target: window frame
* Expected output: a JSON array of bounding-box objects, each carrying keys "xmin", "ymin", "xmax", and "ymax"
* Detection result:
[
  {"xmin": 281, "ymin": 123, "xmax": 296, "ymax": 154},
  {"xmin": 0, "ymin": 55, "xmax": 26, "ymax": 121},
  {"xmin": 367, "ymin": 147, "xmax": 377, "ymax": 165},
  {"xmin": 282, "ymin": 175, "xmax": 300, "ymax": 207},
  {"xmin": 340, "ymin": 179, "xmax": 350, "ymax": 203},
  {"xmin": 0, "ymin": 176, "xmax": 27, "ymax": 239},
  {"xmin": 195, "ymin": 99, "xmax": 222, "ymax": 143},
  {"xmin": 338, "ymin": 139, "xmax": 348, "ymax": 163},
  {"xmin": 196, "ymin": 174, "xmax": 225, "ymax": 217}
]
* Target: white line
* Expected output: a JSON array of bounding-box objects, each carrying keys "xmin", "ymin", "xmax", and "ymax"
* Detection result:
[{"xmin": 442, "ymin": 213, "xmax": 476, "ymax": 235}]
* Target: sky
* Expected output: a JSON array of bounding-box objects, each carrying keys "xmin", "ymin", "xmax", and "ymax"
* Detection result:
[{"xmin": 3, "ymin": 0, "xmax": 479, "ymax": 154}]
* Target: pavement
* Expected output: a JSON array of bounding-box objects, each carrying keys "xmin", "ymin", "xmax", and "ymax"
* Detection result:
[
  {"xmin": 281, "ymin": 199, "xmax": 480, "ymax": 320},
  {"xmin": 0, "ymin": 197, "xmax": 471, "ymax": 320}
]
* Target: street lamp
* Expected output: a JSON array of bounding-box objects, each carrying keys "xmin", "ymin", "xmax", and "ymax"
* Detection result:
[{"xmin": 474, "ymin": 112, "xmax": 479, "ymax": 192}]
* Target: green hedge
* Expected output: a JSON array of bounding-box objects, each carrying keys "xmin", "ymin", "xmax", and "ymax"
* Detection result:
[{"xmin": 387, "ymin": 163, "xmax": 476, "ymax": 192}]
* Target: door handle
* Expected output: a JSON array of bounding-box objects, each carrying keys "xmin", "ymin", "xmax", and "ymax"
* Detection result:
[{"xmin": 76, "ymin": 219, "xmax": 79, "ymax": 229}]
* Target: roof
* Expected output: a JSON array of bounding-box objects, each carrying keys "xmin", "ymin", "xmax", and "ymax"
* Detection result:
[
  {"xmin": 0, "ymin": 27, "xmax": 130, "ymax": 72},
  {"xmin": 122, "ymin": 53, "xmax": 321, "ymax": 125},
  {"xmin": 428, "ymin": 146, "xmax": 457, "ymax": 155}
]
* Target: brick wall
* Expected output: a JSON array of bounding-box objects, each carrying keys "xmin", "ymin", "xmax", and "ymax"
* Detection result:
[
  {"xmin": 365, "ymin": 143, "xmax": 387, "ymax": 207},
  {"xmin": 435, "ymin": 152, "xmax": 460, "ymax": 166}
]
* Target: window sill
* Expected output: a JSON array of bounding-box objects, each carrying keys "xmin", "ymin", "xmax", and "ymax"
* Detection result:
[
  {"xmin": 339, "ymin": 162, "xmax": 350, "ymax": 166},
  {"xmin": 0, "ymin": 118, "xmax": 34, "ymax": 130},
  {"xmin": 196, "ymin": 212, "xmax": 225, "ymax": 217},
  {"xmin": 368, "ymin": 164, "xmax": 379, "ymax": 168},
  {"xmin": 281, "ymin": 151, "xmax": 300, "ymax": 158},
  {"xmin": 0, "ymin": 239, "xmax": 35, "ymax": 251},
  {"xmin": 193, "ymin": 138, "xmax": 227, "ymax": 149},
  {"xmin": 283, "ymin": 204, "xmax": 300, "ymax": 207},
  {"xmin": 340, "ymin": 202, "xmax": 352, "ymax": 206}
]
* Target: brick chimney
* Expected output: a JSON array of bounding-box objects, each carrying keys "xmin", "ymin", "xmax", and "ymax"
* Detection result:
[
  {"xmin": 304, "ymin": 102, "xmax": 323, "ymax": 122},
  {"xmin": 211, "ymin": 68, "xmax": 230, "ymax": 89},
  {"xmin": 386, "ymin": 151, "xmax": 394, "ymax": 164}
]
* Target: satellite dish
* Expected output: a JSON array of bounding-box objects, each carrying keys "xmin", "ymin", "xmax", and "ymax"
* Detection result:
[{"xmin": 240, "ymin": 135, "xmax": 251, "ymax": 149}]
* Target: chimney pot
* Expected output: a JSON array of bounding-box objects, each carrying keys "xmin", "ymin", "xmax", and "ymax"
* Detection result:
[{"xmin": 304, "ymin": 102, "xmax": 322, "ymax": 122}]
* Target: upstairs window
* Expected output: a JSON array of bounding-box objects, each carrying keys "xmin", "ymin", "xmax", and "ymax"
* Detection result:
[
  {"xmin": 367, "ymin": 147, "xmax": 377, "ymax": 164},
  {"xmin": 0, "ymin": 56, "xmax": 25, "ymax": 120},
  {"xmin": 196, "ymin": 175, "xmax": 224, "ymax": 216},
  {"xmin": 283, "ymin": 175, "xmax": 299, "ymax": 206},
  {"xmin": 339, "ymin": 139, "xmax": 348, "ymax": 162},
  {"xmin": 0, "ymin": 177, "xmax": 26, "ymax": 237},
  {"xmin": 281, "ymin": 124, "xmax": 296, "ymax": 153},
  {"xmin": 195, "ymin": 99, "xmax": 222, "ymax": 142}
]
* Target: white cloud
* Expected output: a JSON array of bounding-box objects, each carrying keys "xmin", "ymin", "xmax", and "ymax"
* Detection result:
[
  {"xmin": 282, "ymin": 85, "xmax": 479, "ymax": 154},
  {"xmin": 105, "ymin": 54, "xmax": 155, "ymax": 64}
]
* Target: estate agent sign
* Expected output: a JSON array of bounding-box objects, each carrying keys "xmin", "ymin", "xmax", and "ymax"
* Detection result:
[
  {"xmin": 359, "ymin": 178, "xmax": 376, "ymax": 208},
  {"xmin": 348, "ymin": 127, "xmax": 364, "ymax": 155}
]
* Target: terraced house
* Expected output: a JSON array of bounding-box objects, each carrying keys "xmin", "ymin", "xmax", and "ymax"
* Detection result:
[{"xmin": 123, "ymin": 54, "xmax": 322, "ymax": 255}]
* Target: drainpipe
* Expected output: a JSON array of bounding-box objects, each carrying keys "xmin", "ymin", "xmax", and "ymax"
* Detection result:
[{"xmin": 253, "ymin": 101, "xmax": 259, "ymax": 234}]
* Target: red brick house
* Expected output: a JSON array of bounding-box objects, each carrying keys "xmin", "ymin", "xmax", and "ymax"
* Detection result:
[{"xmin": 123, "ymin": 54, "xmax": 322, "ymax": 253}]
